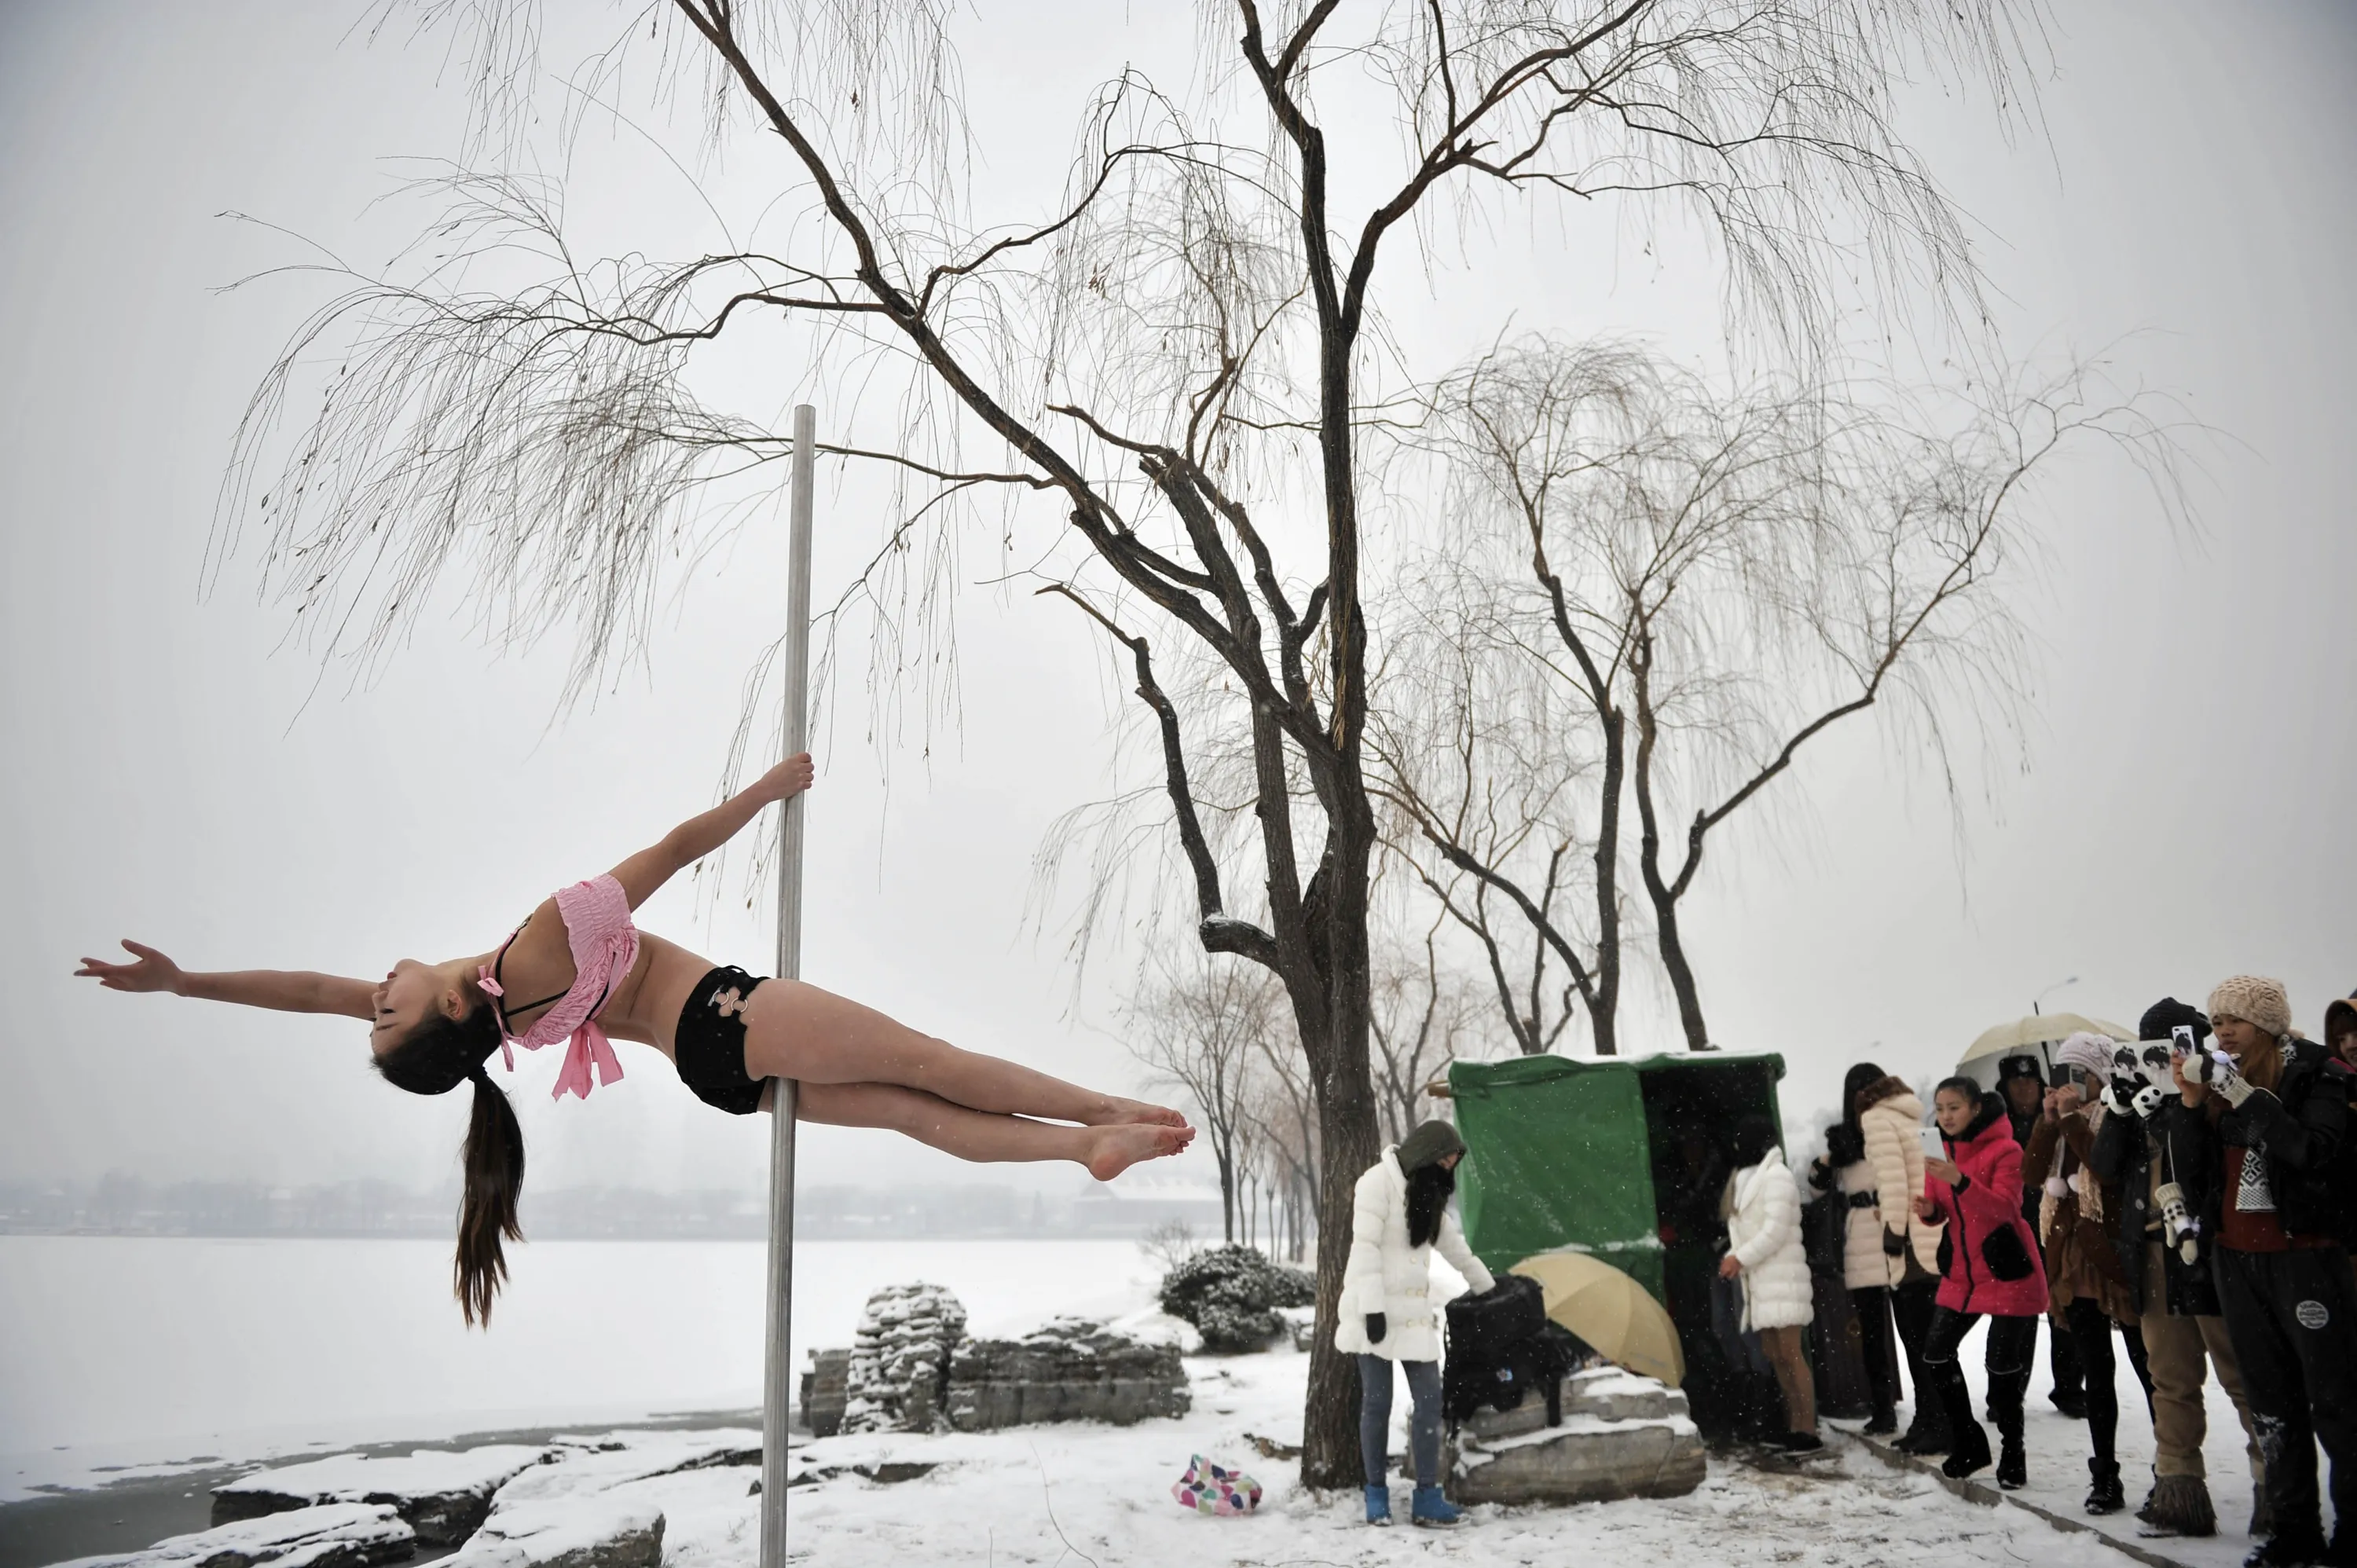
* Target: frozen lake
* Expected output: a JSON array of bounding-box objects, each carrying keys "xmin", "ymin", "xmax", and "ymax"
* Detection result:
[{"xmin": 0, "ymin": 1235, "xmax": 1155, "ymax": 1488}]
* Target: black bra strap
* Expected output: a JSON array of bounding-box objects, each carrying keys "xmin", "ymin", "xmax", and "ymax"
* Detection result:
[{"xmin": 488, "ymin": 924, "xmax": 568, "ymax": 1032}]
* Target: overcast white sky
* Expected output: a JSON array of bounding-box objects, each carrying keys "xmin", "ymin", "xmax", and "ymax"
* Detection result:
[{"xmin": 2, "ymin": 1, "xmax": 2351, "ymax": 1199}]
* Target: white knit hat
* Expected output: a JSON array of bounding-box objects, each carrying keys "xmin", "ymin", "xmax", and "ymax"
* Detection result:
[{"xmin": 2207, "ymin": 976, "xmax": 2293, "ymax": 1039}]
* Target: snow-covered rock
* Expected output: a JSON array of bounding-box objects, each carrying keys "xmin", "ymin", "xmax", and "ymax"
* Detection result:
[
  {"xmin": 944, "ymin": 1316, "xmax": 1189, "ymax": 1431},
  {"xmin": 840, "ymin": 1284, "xmax": 966, "ymax": 1434},
  {"xmin": 486, "ymin": 1431, "xmax": 759, "ymax": 1514},
  {"xmin": 797, "ymin": 1347, "xmax": 851, "ymax": 1438},
  {"xmin": 211, "ymin": 1446, "xmax": 553, "ymax": 1543},
  {"xmin": 438, "ymin": 1497, "xmax": 661, "ymax": 1568},
  {"xmin": 1449, "ymin": 1371, "xmax": 1707, "ymax": 1506},
  {"xmin": 49, "ymin": 1502, "xmax": 415, "ymax": 1568},
  {"xmin": 1104, "ymin": 1304, "xmax": 1204, "ymax": 1356}
]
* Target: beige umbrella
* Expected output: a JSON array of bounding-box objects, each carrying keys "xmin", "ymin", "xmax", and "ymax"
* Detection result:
[
  {"xmin": 1965, "ymin": 1012, "xmax": 2137, "ymax": 1059},
  {"xmin": 1959, "ymin": 1012, "xmax": 2139, "ymax": 1093},
  {"xmin": 1509, "ymin": 1251, "xmax": 1685, "ymax": 1388}
]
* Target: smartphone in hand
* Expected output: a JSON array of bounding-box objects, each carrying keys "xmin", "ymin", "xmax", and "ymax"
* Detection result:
[{"xmin": 1918, "ymin": 1125, "xmax": 1947, "ymax": 1162}]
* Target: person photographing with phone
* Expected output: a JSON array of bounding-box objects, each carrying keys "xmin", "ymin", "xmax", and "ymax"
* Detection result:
[
  {"xmin": 2166, "ymin": 977, "xmax": 2357, "ymax": 1568},
  {"xmin": 1915, "ymin": 1076, "xmax": 2048, "ymax": 1486},
  {"xmin": 2086, "ymin": 998, "xmax": 2268, "ymax": 1541}
]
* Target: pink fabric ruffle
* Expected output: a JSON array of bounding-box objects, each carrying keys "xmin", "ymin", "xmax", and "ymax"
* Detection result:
[{"xmin": 493, "ymin": 874, "xmax": 640, "ymax": 1102}]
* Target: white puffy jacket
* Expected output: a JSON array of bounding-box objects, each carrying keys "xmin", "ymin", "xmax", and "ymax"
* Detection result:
[
  {"xmin": 1332, "ymin": 1148, "xmax": 1497, "ymax": 1363},
  {"xmin": 1725, "ymin": 1148, "xmax": 1813, "ymax": 1332},
  {"xmin": 1829, "ymin": 1157, "xmax": 1888, "ymax": 1291},
  {"xmin": 1858, "ymin": 1081, "xmax": 1942, "ymax": 1282}
]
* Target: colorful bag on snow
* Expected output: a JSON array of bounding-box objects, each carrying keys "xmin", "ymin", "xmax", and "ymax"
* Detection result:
[{"xmin": 1171, "ymin": 1454, "xmax": 1262, "ymax": 1515}]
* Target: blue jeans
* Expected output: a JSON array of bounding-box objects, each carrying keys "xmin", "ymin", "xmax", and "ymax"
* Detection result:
[{"xmin": 1358, "ymin": 1354, "xmax": 1442, "ymax": 1486}]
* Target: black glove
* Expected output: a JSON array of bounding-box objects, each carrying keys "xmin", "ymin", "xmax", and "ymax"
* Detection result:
[
  {"xmin": 1882, "ymin": 1227, "xmax": 1907, "ymax": 1258},
  {"xmin": 1365, "ymin": 1312, "xmax": 1387, "ymax": 1344}
]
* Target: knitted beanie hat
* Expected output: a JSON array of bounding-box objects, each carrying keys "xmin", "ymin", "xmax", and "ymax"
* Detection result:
[
  {"xmin": 2139, "ymin": 996, "xmax": 2211, "ymax": 1045},
  {"xmin": 1395, "ymin": 1119, "xmax": 1466, "ymax": 1174},
  {"xmin": 2206, "ymin": 976, "xmax": 2293, "ymax": 1039}
]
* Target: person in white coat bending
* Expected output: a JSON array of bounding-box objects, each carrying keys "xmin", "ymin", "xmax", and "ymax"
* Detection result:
[
  {"xmin": 1334, "ymin": 1119, "xmax": 1497, "ymax": 1527},
  {"xmin": 1720, "ymin": 1115, "xmax": 1821, "ymax": 1451}
]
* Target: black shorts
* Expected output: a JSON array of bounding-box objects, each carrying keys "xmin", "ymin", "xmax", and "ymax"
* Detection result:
[{"xmin": 675, "ymin": 965, "xmax": 769, "ymax": 1116}]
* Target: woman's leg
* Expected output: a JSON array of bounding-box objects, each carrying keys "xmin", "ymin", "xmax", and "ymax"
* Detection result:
[
  {"xmin": 1852, "ymin": 1286, "xmax": 1898, "ymax": 1427},
  {"xmin": 1891, "ymin": 1277, "xmax": 1948, "ymax": 1449},
  {"xmin": 1759, "ymin": 1324, "xmax": 1816, "ymax": 1434},
  {"xmin": 2065, "ymin": 1297, "xmax": 2120, "ymax": 1464},
  {"xmin": 1985, "ymin": 1314, "xmax": 2038, "ymax": 1488},
  {"xmin": 797, "ymin": 1082, "xmax": 1186, "ymax": 1180},
  {"xmin": 1923, "ymin": 1306, "xmax": 1989, "ymax": 1475},
  {"xmin": 1358, "ymin": 1354, "xmax": 1395, "ymax": 1486},
  {"xmin": 2119, "ymin": 1317, "xmax": 2154, "ymax": 1420},
  {"xmin": 1402, "ymin": 1360, "xmax": 1445, "ymax": 1486},
  {"xmin": 750, "ymin": 979, "xmax": 1185, "ymax": 1127}
]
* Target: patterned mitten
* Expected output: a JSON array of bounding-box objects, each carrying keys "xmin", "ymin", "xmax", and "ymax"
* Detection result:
[{"xmin": 2188, "ymin": 1049, "xmax": 2254, "ymax": 1107}]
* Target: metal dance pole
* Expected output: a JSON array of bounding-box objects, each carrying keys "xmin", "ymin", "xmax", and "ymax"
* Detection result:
[{"xmin": 760, "ymin": 403, "xmax": 817, "ymax": 1568}]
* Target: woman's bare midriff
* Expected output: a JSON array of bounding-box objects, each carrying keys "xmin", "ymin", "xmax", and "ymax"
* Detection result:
[{"xmin": 585, "ymin": 931, "xmax": 723, "ymax": 1060}]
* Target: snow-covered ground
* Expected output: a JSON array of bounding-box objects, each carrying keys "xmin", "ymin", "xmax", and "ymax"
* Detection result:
[{"xmin": 607, "ymin": 1349, "xmax": 2134, "ymax": 1568}]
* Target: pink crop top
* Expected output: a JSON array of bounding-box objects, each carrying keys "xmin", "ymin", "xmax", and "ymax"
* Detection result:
[{"xmin": 475, "ymin": 874, "xmax": 640, "ymax": 1102}]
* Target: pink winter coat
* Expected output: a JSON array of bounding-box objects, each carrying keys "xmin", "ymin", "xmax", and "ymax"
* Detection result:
[{"xmin": 1923, "ymin": 1095, "xmax": 2047, "ymax": 1317}]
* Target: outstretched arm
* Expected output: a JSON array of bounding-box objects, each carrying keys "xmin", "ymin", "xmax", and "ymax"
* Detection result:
[
  {"xmin": 75, "ymin": 941, "xmax": 376, "ymax": 1020},
  {"xmin": 607, "ymin": 754, "xmax": 815, "ymax": 910}
]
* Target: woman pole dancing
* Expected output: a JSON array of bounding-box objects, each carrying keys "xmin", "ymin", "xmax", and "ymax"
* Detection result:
[{"xmin": 76, "ymin": 753, "xmax": 1194, "ymax": 1324}]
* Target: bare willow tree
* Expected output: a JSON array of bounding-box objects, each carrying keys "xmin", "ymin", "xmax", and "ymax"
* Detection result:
[
  {"xmin": 1420, "ymin": 339, "xmax": 2185, "ymax": 1052},
  {"xmin": 1371, "ymin": 569, "xmax": 1622, "ymax": 1054},
  {"xmin": 1126, "ymin": 959, "xmax": 1286, "ymax": 1244},
  {"xmin": 1243, "ymin": 1009, "xmax": 1320, "ymax": 1265},
  {"xmin": 1366, "ymin": 921, "xmax": 1498, "ymax": 1134},
  {"xmin": 221, "ymin": 0, "xmax": 2042, "ymax": 1485}
]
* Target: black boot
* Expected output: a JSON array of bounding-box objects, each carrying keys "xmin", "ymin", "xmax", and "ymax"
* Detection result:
[
  {"xmin": 1896, "ymin": 1397, "xmax": 1952, "ymax": 1456},
  {"xmin": 2242, "ymin": 1534, "xmax": 2327, "ymax": 1567},
  {"xmin": 1996, "ymin": 1433, "xmax": 2027, "ymax": 1490},
  {"xmin": 1934, "ymin": 1365, "xmax": 1989, "ymax": 1478},
  {"xmin": 1990, "ymin": 1369, "xmax": 2029, "ymax": 1490},
  {"xmin": 1943, "ymin": 1419, "xmax": 1993, "ymax": 1479},
  {"xmin": 2084, "ymin": 1458, "xmax": 2124, "ymax": 1515},
  {"xmin": 1864, "ymin": 1401, "xmax": 1897, "ymax": 1438}
]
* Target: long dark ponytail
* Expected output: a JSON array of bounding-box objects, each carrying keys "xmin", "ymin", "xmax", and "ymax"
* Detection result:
[{"xmin": 376, "ymin": 1002, "xmax": 524, "ymax": 1327}]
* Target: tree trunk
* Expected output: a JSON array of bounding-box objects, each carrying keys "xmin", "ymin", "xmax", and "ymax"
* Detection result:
[
  {"xmin": 1589, "ymin": 709, "xmax": 1625, "ymax": 1055},
  {"xmin": 1629, "ymin": 636, "xmax": 1710, "ymax": 1050},
  {"xmin": 1299, "ymin": 1026, "xmax": 1380, "ymax": 1486},
  {"xmin": 1652, "ymin": 885, "xmax": 1711, "ymax": 1051},
  {"xmin": 1216, "ymin": 1150, "xmax": 1236, "ymax": 1244},
  {"xmin": 1291, "ymin": 822, "xmax": 1382, "ymax": 1489}
]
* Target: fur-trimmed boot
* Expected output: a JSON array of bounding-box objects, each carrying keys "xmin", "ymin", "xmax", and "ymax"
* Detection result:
[{"xmin": 2135, "ymin": 1474, "xmax": 2218, "ymax": 1539}]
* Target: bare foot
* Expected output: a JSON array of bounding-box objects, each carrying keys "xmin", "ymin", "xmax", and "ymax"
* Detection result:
[
  {"xmin": 1084, "ymin": 1123, "xmax": 1194, "ymax": 1181},
  {"xmin": 1085, "ymin": 1094, "xmax": 1192, "ymax": 1129}
]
